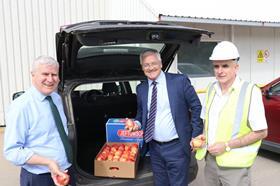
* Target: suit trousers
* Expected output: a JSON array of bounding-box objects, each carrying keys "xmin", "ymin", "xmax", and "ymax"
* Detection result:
[
  {"xmin": 149, "ymin": 139, "xmax": 189, "ymax": 186},
  {"xmin": 20, "ymin": 166, "xmax": 76, "ymax": 186},
  {"xmin": 205, "ymin": 153, "xmax": 251, "ymax": 186}
]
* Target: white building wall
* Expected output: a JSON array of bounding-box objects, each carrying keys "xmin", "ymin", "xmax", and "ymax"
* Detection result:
[
  {"xmin": 233, "ymin": 27, "xmax": 251, "ymax": 81},
  {"xmin": 0, "ymin": 0, "xmax": 157, "ymax": 126},
  {"xmin": 249, "ymin": 27, "xmax": 275, "ymax": 83}
]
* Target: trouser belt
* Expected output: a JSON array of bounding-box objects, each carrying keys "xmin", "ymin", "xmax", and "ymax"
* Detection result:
[{"xmin": 152, "ymin": 138, "xmax": 179, "ymax": 145}]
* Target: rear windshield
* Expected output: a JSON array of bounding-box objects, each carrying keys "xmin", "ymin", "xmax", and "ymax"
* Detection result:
[{"xmin": 77, "ymin": 43, "xmax": 164, "ymax": 59}]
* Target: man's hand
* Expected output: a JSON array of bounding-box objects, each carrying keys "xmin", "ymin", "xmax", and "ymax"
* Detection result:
[
  {"xmin": 48, "ymin": 160, "xmax": 69, "ymax": 186},
  {"xmin": 25, "ymin": 154, "xmax": 70, "ymax": 186},
  {"xmin": 124, "ymin": 118, "xmax": 139, "ymax": 132},
  {"xmin": 53, "ymin": 170, "xmax": 70, "ymax": 186},
  {"xmin": 207, "ymin": 142, "xmax": 226, "ymax": 156},
  {"xmin": 190, "ymin": 134, "xmax": 206, "ymax": 151}
]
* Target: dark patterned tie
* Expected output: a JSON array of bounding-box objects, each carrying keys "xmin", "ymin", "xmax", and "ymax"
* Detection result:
[
  {"xmin": 46, "ymin": 96, "xmax": 73, "ymax": 163},
  {"xmin": 145, "ymin": 81, "xmax": 157, "ymax": 143}
]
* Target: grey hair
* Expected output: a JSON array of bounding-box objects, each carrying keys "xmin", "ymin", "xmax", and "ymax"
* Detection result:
[
  {"xmin": 31, "ymin": 55, "xmax": 59, "ymax": 73},
  {"xmin": 139, "ymin": 49, "xmax": 162, "ymax": 65}
]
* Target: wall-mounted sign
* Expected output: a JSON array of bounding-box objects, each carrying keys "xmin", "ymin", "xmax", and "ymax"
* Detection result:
[{"xmin": 257, "ymin": 49, "xmax": 270, "ymax": 63}]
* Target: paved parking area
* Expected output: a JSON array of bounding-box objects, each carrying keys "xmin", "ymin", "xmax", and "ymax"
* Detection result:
[{"xmin": 1, "ymin": 128, "xmax": 280, "ymax": 186}]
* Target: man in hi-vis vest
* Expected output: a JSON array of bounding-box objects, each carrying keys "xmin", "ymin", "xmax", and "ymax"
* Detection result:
[{"xmin": 193, "ymin": 41, "xmax": 268, "ymax": 186}]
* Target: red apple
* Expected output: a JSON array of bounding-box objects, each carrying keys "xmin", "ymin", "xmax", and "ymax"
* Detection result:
[
  {"xmin": 111, "ymin": 144, "xmax": 119, "ymax": 153},
  {"xmin": 121, "ymin": 153, "xmax": 129, "ymax": 159},
  {"xmin": 122, "ymin": 150, "xmax": 130, "ymax": 156},
  {"xmin": 131, "ymin": 147, "xmax": 138, "ymax": 154},
  {"xmin": 97, "ymin": 153, "xmax": 107, "ymax": 161},
  {"xmin": 111, "ymin": 147, "xmax": 117, "ymax": 153},
  {"xmin": 115, "ymin": 150, "xmax": 123, "ymax": 156},
  {"xmin": 125, "ymin": 119, "xmax": 136, "ymax": 131},
  {"xmin": 128, "ymin": 155, "xmax": 136, "ymax": 162},
  {"xmin": 124, "ymin": 145, "xmax": 131, "ymax": 151},
  {"xmin": 104, "ymin": 145, "xmax": 111, "ymax": 151},
  {"xmin": 101, "ymin": 149, "xmax": 109, "ymax": 158},
  {"xmin": 118, "ymin": 144, "xmax": 125, "ymax": 151},
  {"xmin": 113, "ymin": 155, "xmax": 120, "ymax": 161},
  {"xmin": 56, "ymin": 172, "xmax": 70, "ymax": 186},
  {"xmin": 107, "ymin": 153, "xmax": 114, "ymax": 161},
  {"xmin": 96, "ymin": 156, "xmax": 102, "ymax": 161},
  {"xmin": 132, "ymin": 144, "xmax": 138, "ymax": 148},
  {"xmin": 126, "ymin": 119, "xmax": 134, "ymax": 127},
  {"xmin": 119, "ymin": 157, "xmax": 127, "ymax": 162}
]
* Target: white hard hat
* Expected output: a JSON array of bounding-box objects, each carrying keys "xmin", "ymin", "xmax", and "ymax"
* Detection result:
[{"xmin": 209, "ymin": 41, "xmax": 240, "ymax": 60}]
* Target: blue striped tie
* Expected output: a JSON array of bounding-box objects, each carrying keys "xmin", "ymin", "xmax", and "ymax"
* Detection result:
[{"xmin": 145, "ymin": 81, "xmax": 157, "ymax": 143}]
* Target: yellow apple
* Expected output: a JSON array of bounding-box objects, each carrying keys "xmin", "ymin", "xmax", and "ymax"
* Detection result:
[{"xmin": 192, "ymin": 138, "xmax": 203, "ymax": 148}]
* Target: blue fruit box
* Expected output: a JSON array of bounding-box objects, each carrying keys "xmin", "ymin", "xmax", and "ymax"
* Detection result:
[{"xmin": 106, "ymin": 118, "xmax": 144, "ymax": 148}]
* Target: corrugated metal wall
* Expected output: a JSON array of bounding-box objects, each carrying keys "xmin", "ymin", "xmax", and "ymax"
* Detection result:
[{"xmin": 0, "ymin": 0, "xmax": 157, "ymax": 126}]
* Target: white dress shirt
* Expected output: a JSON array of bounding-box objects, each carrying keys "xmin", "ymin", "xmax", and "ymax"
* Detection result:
[
  {"xmin": 147, "ymin": 71, "xmax": 178, "ymax": 142},
  {"xmin": 4, "ymin": 86, "xmax": 71, "ymax": 174},
  {"xmin": 200, "ymin": 76, "xmax": 268, "ymax": 145}
]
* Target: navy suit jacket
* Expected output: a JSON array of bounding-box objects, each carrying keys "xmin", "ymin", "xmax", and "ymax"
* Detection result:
[{"xmin": 135, "ymin": 72, "xmax": 203, "ymax": 155}]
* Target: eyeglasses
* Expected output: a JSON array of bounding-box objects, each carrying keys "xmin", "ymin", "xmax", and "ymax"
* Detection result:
[{"xmin": 142, "ymin": 62, "xmax": 161, "ymax": 69}]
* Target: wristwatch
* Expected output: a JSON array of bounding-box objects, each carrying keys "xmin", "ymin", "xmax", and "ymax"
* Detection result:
[{"xmin": 225, "ymin": 142, "xmax": 231, "ymax": 152}]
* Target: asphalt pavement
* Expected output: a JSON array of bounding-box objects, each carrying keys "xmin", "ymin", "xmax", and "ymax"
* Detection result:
[{"xmin": 1, "ymin": 128, "xmax": 279, "ymax": 186}]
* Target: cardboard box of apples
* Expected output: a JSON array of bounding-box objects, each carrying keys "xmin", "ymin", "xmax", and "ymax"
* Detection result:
[
  {"xmin": 94, "ymin": 142, "xmax": 140, "ymax": 178},
  {"xmin": 94, "ymin": 118, "xmax": 143, "ymax": 178}
]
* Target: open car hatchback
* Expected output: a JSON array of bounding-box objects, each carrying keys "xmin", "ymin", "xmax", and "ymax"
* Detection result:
[{"xmin": 55, "ymin": 20, "xmax": 212, "ymax": 185}]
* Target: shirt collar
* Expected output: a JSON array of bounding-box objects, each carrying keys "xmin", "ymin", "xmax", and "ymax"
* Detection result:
[
  {"xmin": 231, "ymin": 76, "xmax": 242, "ymax": 91},
  {"xmin": 214, "ymin": 76, "xmax": 241, "ymax": 95},
  {"xmin": 30, "ymin": 86, "xmax": 56, "ymax": 102},
  {"xmin": 148, "ymin": 70, "xmax": 165, "ymax": 86}
]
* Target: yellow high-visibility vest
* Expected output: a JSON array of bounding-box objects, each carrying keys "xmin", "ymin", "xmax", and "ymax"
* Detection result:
[{"xmin": 196, "ymin": 80, "xmax": 262, "ymax": 167}]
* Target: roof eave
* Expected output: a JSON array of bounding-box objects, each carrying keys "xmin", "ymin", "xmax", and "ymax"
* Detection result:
[{"xmin": 159, "ymin": 14, "xmax": 280, "ymax": 28}]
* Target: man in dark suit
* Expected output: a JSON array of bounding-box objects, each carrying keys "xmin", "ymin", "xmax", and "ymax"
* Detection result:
[{"xmin": 126, "ymin": 49, "xmax": 203, "ymax": 185}]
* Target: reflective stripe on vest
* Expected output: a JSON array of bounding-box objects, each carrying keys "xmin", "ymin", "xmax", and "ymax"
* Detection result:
[
  {"xmin": 196, "ymin": 81, "xmax": 261, "ymax": 167},
  {"xmin": 232, "ymin": 81, "xmax": 248, "ymax": 139}
]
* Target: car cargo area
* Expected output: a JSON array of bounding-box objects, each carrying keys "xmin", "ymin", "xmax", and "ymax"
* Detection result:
[
  {"xmin": 69, "ymin": 80, "xmax": 198, "ymax": 185},
  {"xmin": 70, "ymin": 81, "xmax": 156, "ymax": 185}
]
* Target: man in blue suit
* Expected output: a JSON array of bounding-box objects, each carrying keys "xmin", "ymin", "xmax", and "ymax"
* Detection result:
[{"xmin": 126, "ymin": 49, "xmax": 203, "ymax": 185}]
